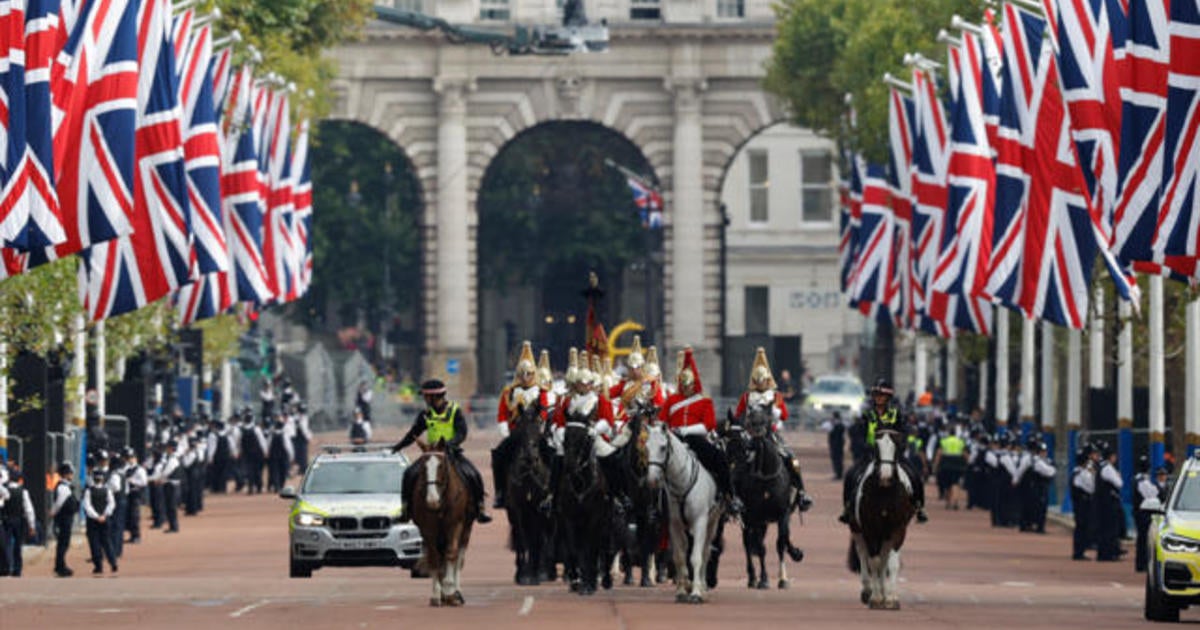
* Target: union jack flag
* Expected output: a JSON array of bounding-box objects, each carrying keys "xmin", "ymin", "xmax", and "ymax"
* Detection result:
[
  {"xmin": 849, "ymin": 164, "xmax": 895, "ymax": 313},
  {"xmin": 80, "ymin": 0, "xmax": 192, "ymax": 320},
  {"xmin": 1042, "ymin": 0, "xmax": 1123, "ymax": 244},
  {"xmin": 838, "ymin": 150, "xmax": 863, "ymax": 298},
  {"xmin": 291, "ymin": 117, "xmax": 312, "ymax": 296},
  {"xmin": 261, "ymin": 89, "xmax": 293, "ymax": 303},
  {"xmin": 210, "ymin": 44, "xmax": 231, "ymax": 125},
  {"xmin": 174, "ymin": 270, "xmax": 231, "ymax": 325},
  {"xmin": 1154, "ymin": 1, "xmax": 1200, "ymax": 270},
  {"xmin": 10, "ymin": 0, "xmax": 67, "ymax": 251},
  {"xmin": 221, "ymin": 67, "xmax": 271, "ymax": 304},
  {"xmin": 1, "ymin": 0, "xmax": 31, "ymax": 246},
  {"xmin": 909, "ymin": 67, "xmax": 951, "ymax": 337},
  {"xmin": 45, "ymin": 0, "xmax": 138, "ymax": 264},
  {"xmin": 986, "ymin": 3, "xmax": 1129, "ymax": 329},
  {"xmin": 930, "ymin": 32, "xmax": 995, "ymax": 336},
  {"xmin": 174, "ymin": 13, "xmax": 225, "ymax": 274},
  {"xmin": 885, "ymin": 87, "xmax": 915, "ymax": 329},
  {"xmin": 981, "ymin": 8, "xmax": 1005, "ymax": 152}
]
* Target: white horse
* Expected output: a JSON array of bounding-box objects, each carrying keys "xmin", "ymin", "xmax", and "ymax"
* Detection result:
[
  {"xmin": 849, "ymin": 429, "xmax": 914, "ymax": 610},
  {"xmin": 646, "ymin": 422, "xmax": 724, "ymax": 604}
]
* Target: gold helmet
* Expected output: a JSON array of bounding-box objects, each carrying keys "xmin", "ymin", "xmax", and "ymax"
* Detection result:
[
  {"xmin": 677, "ymin": 346, "xmax": 702, "ymax": 392},
  {"xmin": 578, "ymin": 350, "xmax": 594, "ymax": 387},
  {"xmin": 537, "ymin": 349, "xmax": 553, "ymax": 391},
  {"xmin": 645, "ymin": 346, "xmax": 661, "ymax": 381},
  {"xmin": 626, "ymin": 335, "xmax": 645, "ymax": 370},
  {"xmin": 749, "ymin": 347, "xmax": 775, "ymax": 390},
  {"xmin": 675, "ymin": 350, "xmax": 693, "ymax": 389},
  {"xmin": 565, "ymin": 347, "xmax": 580, "ymax": 386},
  {"xmin": 590, "ymin": 355, "xmax": 605, "ymax": 390},
  {"xmin": 514, "ymin": 341, "xmax": 536, "ymax": 384}
]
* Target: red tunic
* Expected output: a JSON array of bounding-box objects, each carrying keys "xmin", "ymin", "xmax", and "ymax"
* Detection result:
[
  {"xmin": 735, "ymin": 390, "xmax": 788, "ymax": 426},
  {"xmin": 551, "ymin": 392, "xmax": 616, "ymax": 428},
  {"xmin": 609, "ymin": 379, "xmax": 665, "ymax": 407},
  {"xmin": 497, "ymin": 385, "xmax": 549, "ymax": 427},
  {"xmin": 660, "ymin": 392, "xmax": 716, "ymax": 432}
]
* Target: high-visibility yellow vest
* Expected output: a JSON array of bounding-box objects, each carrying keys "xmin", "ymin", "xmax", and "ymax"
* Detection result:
[
  {"xmin": 866, "ymin": 407, "xmax": 899, "ymax": 447},
  {"xmin": 426, "ymin": 402, "xmax": 459, "ymax": 444},
  {"xmin": 939, "ymin": 434, "xmax": 966, "ymax": 457}
]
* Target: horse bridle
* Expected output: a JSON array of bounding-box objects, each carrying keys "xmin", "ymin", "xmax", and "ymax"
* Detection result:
[
  {"xmin": 874, "ymin": 428, "xmax": 902, "ymax": 466},
  {"xmin": 649, "ymin": 429, "xmax": 700, "ymax": 519}
]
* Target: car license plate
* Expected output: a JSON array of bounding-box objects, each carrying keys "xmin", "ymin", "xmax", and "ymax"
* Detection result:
[{"xmin": 340, "ymin": 540, "xmax": 373, "ymax": 550}]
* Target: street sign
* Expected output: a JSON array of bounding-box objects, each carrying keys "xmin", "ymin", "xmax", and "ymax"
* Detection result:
[{"xmin": 446, "ymin": 359, "xmax": 460, "ymax": 375}]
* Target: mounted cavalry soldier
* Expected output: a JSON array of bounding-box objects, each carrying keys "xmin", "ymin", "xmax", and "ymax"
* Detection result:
[
  {"xmin": 839, "ymin": 379, "xmax": 928, "ymax": 524},
  {"xmin": 394, "ymin": 379, "xmax": 492, "ymax": 524},
  {"xmin": 734, "ymin": 348, "xmax": 812, "ymax": 512},
  {"xmin": 492, "ymin": 342, "xmax": 549, "ymax": 510},
  {"xmin": 661, "ymin": 347, "xmax": 743, "ymax": 515},
  {"xmin": 608, "ymin": 336, "xmax": 664, "ymax": 411}
]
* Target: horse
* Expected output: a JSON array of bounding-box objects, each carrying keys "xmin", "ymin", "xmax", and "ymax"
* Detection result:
[
  {"xmin": 556, "ymin": 416, "xmax": 614, "ymax": 595},
  {"xmin": 646, "ymin": 422, "xmax": 723, "ymax": 604},
  {"xmin": 410, "ymin": 440, "xmax": 476, "ymax": 607},
  {"xmin": 846, "ymin": 427, "xmax": 916, "ymax": 610},
  {"xmin": 596, "ymin": 400, "xmax": 667, "ymax": 588},
  {"xmin": 504, "ymin": 402, "xmax": 554, "ymax": 585},
  {"xmin": 724, "ymin": 404, "xmax": 804, "ymax": 590}
]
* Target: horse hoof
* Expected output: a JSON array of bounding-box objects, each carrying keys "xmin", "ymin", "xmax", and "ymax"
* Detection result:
[
  {"xmin": 868, "ymin": 600, "xmax": 884, "ymax": 610},
  {"xmin": 756, "ymin": 579, "xmax": 770, "ymax": 590},
  {"xmin": 788, "ymin": 548, "xmax": 805, "ymax": 563},
  {"xmin": 429, "ymin": 598, "xmax": 443, "ymax": 608},
  {"xmin": 747, "ymin": 579, "xmax": 756, "ymax": 589},
  {"xmin": 602, "ymin": 574, "xmax": 613, "ymax": 590},
  {"xmin": 675, "ymin": 593, "xmax": 689, "ymax": 604},
  {"xmin": 860, "ymin": 590, "xmax": 871, "ymax": 605},
  {"xmin": 777, "ymin": 579, "xmax": 789, "ymax": 590},
  {"xmin": 640, "ymin": 576, "xmax": 652, "ymax": 588},
  {"xmin": 688, "ymin": 594, "xmax": 704, "ymax": 604},
  {"xmin": 624, "ymin": 574, "xmax": 635, "ymax": 586},
  {"xmin": 884, "ymin": 598, "xmax": 901, "ymax": 610}
]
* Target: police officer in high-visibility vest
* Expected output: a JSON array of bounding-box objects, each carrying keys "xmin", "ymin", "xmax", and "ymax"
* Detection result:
[
  {"xmin": 933, "ymin": 423, "xmax": 968, "ymax": 510},
  {"xmin": 839, "ymin": 379, "xmax": 928, "ymax": 524},
  {"xmin": 392, "ymin": 380, "xmax": 492, "ymax": 524}
]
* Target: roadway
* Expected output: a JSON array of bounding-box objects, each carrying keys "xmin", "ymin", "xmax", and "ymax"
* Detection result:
[{"xmin": 0, "ymin": 427, "xmax": 1157, "ymax": 629}]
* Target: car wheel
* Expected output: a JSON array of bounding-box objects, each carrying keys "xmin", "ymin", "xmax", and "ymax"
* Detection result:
[
  {"xmin": 1145, "ymin": 570, "xmax": 1180, "ymax": 622},
  {"xmin": 290, "ymin": 557, "xmax": 314, "ymax": 579}
]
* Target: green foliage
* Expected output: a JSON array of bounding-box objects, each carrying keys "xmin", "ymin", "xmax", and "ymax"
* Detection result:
[
  {"xmin": 765, "ymin": 0, "xmax": 981, "ymax": 162},
  {"xmin": 101, "ymin": 300, "xmax": 172, "ymax": 387},
  {"xmin": 211, "ymin": 0, "xmax": 373, "ymax": 121},
  {"xmin": 299, "ymin": 120, "xmax": 422, "ymax": 328},
  {"xmin": 195, "ymin": 313, "xmax": 249, "ymax": 372},
  {"xmin": 477, "ymin": 122, "xmax": 654, "ymax": 292}
]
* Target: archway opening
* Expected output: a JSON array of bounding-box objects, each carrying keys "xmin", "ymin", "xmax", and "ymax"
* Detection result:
[
  {"xmin": 301, "ymin": 120, "xmax": 424, "ymax": 382},
  {"xmin": 475, "ymin": 120, "xmax": 663, "ymax": 393}
]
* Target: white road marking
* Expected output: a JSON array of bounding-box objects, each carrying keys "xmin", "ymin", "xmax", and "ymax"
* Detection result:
[
  {"xmin": 230, "ymin": 599, "xmax": 270, "ymax": 618},
  {"xmin": 1110, "ymin": 581, "xmax": 1124, "ymax": 589},
  {"xmin": 1001, "ymin": 581, "xmax": 1035, "ymax": 588},
  {"xmin": 968, "ymin": 594, "xmax": 980, "ymax": 604},
  {"xmin": 96, "ymin": 609, "xmax": 124, "ymax": 614},
  {"xmin": 518, "ymin": 596, "xmax": 535, "ymax": 616},
  {"xmin": 375, "ymin": 605, "xmax": 398, "ymax": 611}
]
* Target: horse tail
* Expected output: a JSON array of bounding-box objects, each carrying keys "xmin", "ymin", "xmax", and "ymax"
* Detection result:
[{"xmin": 846, "ymin": 541, "xmax": 860, "ymax": 574}]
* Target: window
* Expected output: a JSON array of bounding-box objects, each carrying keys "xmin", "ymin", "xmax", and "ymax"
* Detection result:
[
  {"xmin": 745, "ymin": 286, "xmax": 769, "ymax": 335},
  {"xmin": 717, "ymin": 0, "xmax": 745, "ymax": 18},
  {"xmin": 748, "ymin": 150, "xmax": 769, "ymax": 223},
  {"xmin": 800, "ymin": 150, "xmax": 833, "ymax": 223},
  {"xmin": 390, "ymin": 0, "xmax": 423, "ymax": 12},
  {"xmin": 630, "ymin": 0, "xmax": 661, "ymax": 20},
  {"xmin": 480, "ymin": 0, "xmax": 510, "ymax": 21}
]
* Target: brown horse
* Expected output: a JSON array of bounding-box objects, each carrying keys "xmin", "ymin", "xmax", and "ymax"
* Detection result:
[
  {"xmin": 411, "ymin": 440, "xmax": 476, "ymax": 607},
  {"xmin": 847, "ymin": 428, "xmax": 915, "ymax": 610}
]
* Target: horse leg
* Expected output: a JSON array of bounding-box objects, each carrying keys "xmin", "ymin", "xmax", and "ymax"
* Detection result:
[
  {"xmin": 776, "ymin": 518, "xmax": 794, "ymax": 589},
  {"xmin": 867, "ymin": 554, "xmax": 887, "ymax": 609},
  {"xmin": 429, "ymin": 551, "xmax": 444, "ymax": 607},
  {"xmin": 442, "ymin": 523, "xmax": 463, "ymax": 606},
  {"xmin": 687, "ymin": 514, "xmax": 708, "ymax": 603},
  {"xmin": 852, "ymin": 537, "xmax": 871, "ymax": 607},
  {"xmin": 669, "ymin": 511, "xmax": 690, "ymax": 603},
  {"xmin": 884, "ymin": 548, "xmax": 901, "ymax": 610},
  {"xmin": 742, "ymin": 526, "xmax": 756, "ymax": 589}
]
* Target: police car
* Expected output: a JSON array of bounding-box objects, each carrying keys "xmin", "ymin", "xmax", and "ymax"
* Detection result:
[
  {"xmin": 1145, "ymin": 456, "xmax": 1200, "ymax": 622},
  {"xmin": 280, "ymin": 446, "xmax": 422, "ymax": 578}
]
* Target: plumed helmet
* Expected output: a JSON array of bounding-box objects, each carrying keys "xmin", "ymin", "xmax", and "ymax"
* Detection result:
[
  {"xmin": 626, "ymin": 335, "xmax": 645, "ymax": 370},
  {"xmin": 676, "ymin": 346, "xmax": 702, "ymax": 393},
  {"xmin": 645, "ymin": 346, "xmax": 661, "ymax": 381},
  {"xmin": 565, "ymin": 347, "xmax": 580, "ymax": 386},
  {"xmin": 537, "ymin": 349, "xmax": 553, "ymax": 390},
  {"xmin": 577, "ymin": 350, "xmax": 594, "ymax": 386},
  {"xmin": 514, "ymin": 341, "xmax": 536, "ymax": 381},
  {"xmin": 749, "ymin": 347, "xmax": 775, "ymax": 390}
]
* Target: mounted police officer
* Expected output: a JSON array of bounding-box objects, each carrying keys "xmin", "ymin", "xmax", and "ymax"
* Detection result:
[
  {"xmin": 839, "ymin": 379, "xmax": 928, "ymax": 524},
  {"xmin": 393, "ymin": 379, "xmax": 492, "ymax": 524}
]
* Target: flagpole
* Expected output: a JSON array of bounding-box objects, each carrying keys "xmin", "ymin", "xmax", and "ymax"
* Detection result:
[
  {"xmin": 95, "ymin": 321, "xmax": 106, "ymax": 421},
  {"xmin": 996, "ymin": 307, "xmax": 1009, "ymax": 434},
  {"xmin": 1117, "ymin": 300, "xmax": 1133, "ymax": 503},
  {"xmin": 221, "ymin": 358, "xmax": 233, "ymax": 420},
  {"xmin": 1149, "ymin": 275, "xmax": 1165, "ymax": 470},
  {"xmin": 74, "ymin": 314, "xmax": 87, "ymax": 425},
  {"xmin": 946, "ymin": 337, "xmax": 957, "ymax": 407},
  {"xmin": 1040, "ymin": 321, "xmax": 1054, "ymax": 429},
  {"xmin": 1187, "ymin": 298, "xmax": 1200, "ymax": 458},
  {"xmin": 1020, "ymin": 315, "xmax": 1035, "ymax": 439},
  {"xmin": 0, "ymin": 342, "xmax": 7, "ymax": 462},
  {"xmin": 1089, "ymin": 286, "xmax": 1104, "ymax": 389},
  {"xmin": 1064, "ymin": 326, "xmax": 1081, "ymax": 512},
  {"xmin": 915, "ymin": 335, "xmax": 928, "ymax": 400}
]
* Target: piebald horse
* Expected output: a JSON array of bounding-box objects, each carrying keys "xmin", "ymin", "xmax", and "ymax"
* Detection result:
[
  {"xmin": 646, "ymin": 422, "xmax": 723, "ymax": 604},
  {"xmin": 411, "ymin": 440, "xmax": 476, "ymax": 607},
  {"xmin": 847, "ymin": 427, "xmax": 915, "ymax": 610}
]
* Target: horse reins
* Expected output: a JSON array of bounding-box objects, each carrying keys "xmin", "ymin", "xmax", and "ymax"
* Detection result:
[{"xmin": 650, "ymin": 431, "xmax": 701, "ymax": 526}]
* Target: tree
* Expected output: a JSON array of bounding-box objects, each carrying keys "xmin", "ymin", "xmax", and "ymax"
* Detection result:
[{"xmin": 765, "ymin": 0, "xmax": 977, "ymax": 163}]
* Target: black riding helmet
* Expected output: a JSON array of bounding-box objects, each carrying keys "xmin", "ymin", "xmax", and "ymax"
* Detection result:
[{"xmin": 871, "ymin": 378, "xmax": 894, "ymax": 398}]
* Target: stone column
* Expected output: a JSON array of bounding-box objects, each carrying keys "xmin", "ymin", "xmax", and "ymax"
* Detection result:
[
  {"xmin": 432, "ymin": 77, "xmax": 476, "ymax": 395},
  {"xmin": 668, "ymin": 77, "xmax": 706, "ymax": 350}
]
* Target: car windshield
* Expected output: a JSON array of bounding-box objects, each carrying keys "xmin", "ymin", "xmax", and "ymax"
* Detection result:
[
  {"xmin": 811, "ymin": 379, "xmax": 863, "ymax": 397},
  {"xmin": 1172, "ymin": 472, "xmax": 1200, "ymax": 511},
  {"xmin": 302, "ymin": 461, "xmax": 404, "ymax": 494}
]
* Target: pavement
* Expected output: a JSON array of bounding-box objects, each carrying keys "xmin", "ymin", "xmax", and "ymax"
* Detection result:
[{"xmin": 0, "ymin": 427, "xmax": 1162, "ymax": 629}]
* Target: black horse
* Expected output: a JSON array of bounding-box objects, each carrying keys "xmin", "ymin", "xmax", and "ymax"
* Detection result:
[
  {"xmin": 505, "ymin": 402, "xmax": 555, "ymax": 585},
  {"xmin": 601, "ymin": 401, "xmax": 668, "ymax": 588},
  {"xmin": 725, "ymin": 404, "xmax": 804, "ymax": 590},
  {"xmin": 557, "ymin": 416, "xmax": 614, "ymax": 595}
]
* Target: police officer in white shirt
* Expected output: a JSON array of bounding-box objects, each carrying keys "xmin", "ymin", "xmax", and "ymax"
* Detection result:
[
  {"xmin": 122, "ymin": 447, "xmax": 147, "ymax": 544},
  {"xmin": 151, "ymin": 441, "xmax": 182, "ymax": 533},
  {"xmin": 83, "ymin": 469, "xmax": 117, "ymax": 575}
]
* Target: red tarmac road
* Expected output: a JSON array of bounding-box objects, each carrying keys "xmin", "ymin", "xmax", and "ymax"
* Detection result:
[{"xmin": 0, "ymin": 428, "xmax": 1159, "ymax": 629}]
